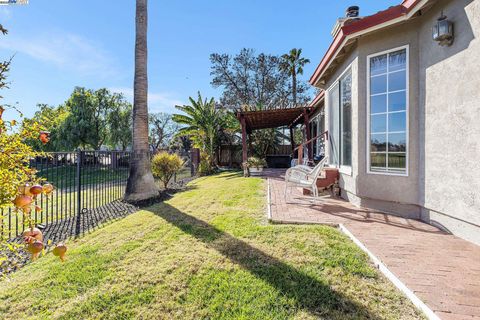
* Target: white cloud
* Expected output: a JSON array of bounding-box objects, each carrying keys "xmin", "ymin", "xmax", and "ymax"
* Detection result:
[
  {"xmin": 0, "ymin": 31, "xmax": 119, "ymax": 78},
  {"xmin": 109, "ymin": 87, "xmax": 185, "ymax": 114}
]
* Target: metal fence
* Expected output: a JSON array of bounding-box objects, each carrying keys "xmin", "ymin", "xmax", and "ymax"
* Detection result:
[
  {"xmin": 1, "ymin": 150, "xmax": 197, "ymax": 240},
  {"xmin": 1, "ymin": 151, "xmax": 131, "ymax": 239}
]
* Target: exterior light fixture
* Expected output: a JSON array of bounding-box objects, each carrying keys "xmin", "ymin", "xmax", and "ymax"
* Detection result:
[{"xmin": 432, "ymin": 11, "xmax": 454, "ymax": 46}]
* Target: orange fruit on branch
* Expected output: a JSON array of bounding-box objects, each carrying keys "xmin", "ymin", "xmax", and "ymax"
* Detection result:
[
  {"xmin": 29, "ymin": 185, "xmax": 43, "ymax": 195},
  {"xmin": 52, "ymin": 243, "xmax": 67, "ymax": 262},
  {"xmin": 26, "ymin": 240, "xmax": 44, "ymax": 255},
  {"xmin": 13, "ymin": 194, "xmax": 33, "ymax": 209},
  {"xmin": 22, "ymin": 227, "xmax": 43, "ymax": 242},
  {"xmin": 39, "ymin": 131, "xmax": 50, "ymax": 144},
  {"xmin": 42, "ymin": 183, "xmax": 54, "ymax": 195}
]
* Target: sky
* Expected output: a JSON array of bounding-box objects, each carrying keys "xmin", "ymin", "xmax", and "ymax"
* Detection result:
[{"xmin": 0, "ymin": 0, "xmax": 398, "ymax": 120}]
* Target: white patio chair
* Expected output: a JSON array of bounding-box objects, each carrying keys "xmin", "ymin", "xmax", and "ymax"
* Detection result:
[{"xmin": 284, "ymin": 157, "xmax": 328, "ymax": 199}]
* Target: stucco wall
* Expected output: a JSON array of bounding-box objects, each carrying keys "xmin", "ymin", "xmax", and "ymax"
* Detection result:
[
  {"xmin": 417, "ymin": 0, "xmax": 480, "ymax": 244},
  {"xmin": 355, "ymin": 19, "xmax": 421, "ymax": 212},
  {"xmin": 319, "ymin": 0, "xmax": 480, "ymax": 244}
]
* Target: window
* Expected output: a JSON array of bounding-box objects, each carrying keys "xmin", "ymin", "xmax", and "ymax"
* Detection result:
[
  {"xmin": 368, "ymin": 47, "xmax": 408, "ymax": 175},
  {"xmin": 328, "ymin": 69, "xmax": 352, "ymax": 168}
]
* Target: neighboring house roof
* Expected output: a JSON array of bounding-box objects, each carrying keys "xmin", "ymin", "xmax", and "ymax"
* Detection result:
[{"xmin": 309, "ymin": 0, "xmax": 432, "ymax": 87}]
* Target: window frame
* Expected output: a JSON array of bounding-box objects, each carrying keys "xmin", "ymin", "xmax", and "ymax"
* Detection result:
[
  {"xmin": 327, "ymin": 65, "xmax": 353, "ymax": 175},
  {"xmin": 308, "ymin": 109, "xmax": 326, "ymax": 157},
  {"xmin": 366, "ymin": 45, "xmax": 409, "ymax": 177}
]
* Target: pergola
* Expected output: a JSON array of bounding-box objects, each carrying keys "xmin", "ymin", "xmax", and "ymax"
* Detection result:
[{"xmin": 236, "ymin": 106, "xmax": 315, "ymax": 163}]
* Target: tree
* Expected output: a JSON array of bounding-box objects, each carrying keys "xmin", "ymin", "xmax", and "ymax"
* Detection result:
[
  {"xmin": 60, "ymin": 87, "xmax": 110, "ymax": 150},
  {"xmin": 173, "ymin": 93, "xmax": 232, "ymax": 173},
  {"xmin": 280, "ymin": 48, "xmax": 310, "ymax": 106},
  {"xmin": 107, "ymin": 101, "xmax": 132, "ymax": 150},
  {"xmin": 0, "ymin": 26, "xmax": 63, "ymax": 268},
  {"xmin": 210, "ymin": 48, "xmax": 310, "ymax": 110},
  {"xmin": 169, "ymin": 135, "xmax": 192, "ymax": 155},
  {"xmin": 23, "ymin": 104, "xmax": 69, "ymax": 151},
  {"xmin": 124, "ymin": 0, "xmax": 159, "ymax": 202},
  {"xmin": 148, "ymin": 112, "xmax": 179, "ymax": 151}
]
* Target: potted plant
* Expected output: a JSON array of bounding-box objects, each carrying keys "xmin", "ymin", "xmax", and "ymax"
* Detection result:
[{"xmin": 245, "ymin": 157, "xmax": 267, "ymax": 176}]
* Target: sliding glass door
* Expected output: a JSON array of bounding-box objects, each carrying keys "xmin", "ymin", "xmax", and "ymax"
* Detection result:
[{"xmin": 328, "ymin": 69, "xmax": 352, "ymax": 169}]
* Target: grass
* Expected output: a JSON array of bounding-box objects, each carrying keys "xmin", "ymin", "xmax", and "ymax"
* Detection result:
[
  {"xmin": 0, "ymin": 172, "xmax": 424, "ymax": 319},
  {"xmin": 36, "ymin": 165, "xmax": 129, "ymax": 189}
]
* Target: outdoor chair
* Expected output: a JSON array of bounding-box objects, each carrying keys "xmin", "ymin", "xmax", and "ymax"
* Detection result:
[{"xmin": 284, "ymin": 157, "xmax": 328, "ymax": 199}]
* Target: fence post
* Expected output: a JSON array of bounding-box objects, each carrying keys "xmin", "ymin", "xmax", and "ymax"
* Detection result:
[{"xmin": 75, "ymin": 150, "xmax": 83, "ymax": 237}]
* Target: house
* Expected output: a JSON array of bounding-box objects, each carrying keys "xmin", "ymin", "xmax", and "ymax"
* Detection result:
[{"xmin": 306, "ymin": 0, "xmax": 479, "ymax": 245}]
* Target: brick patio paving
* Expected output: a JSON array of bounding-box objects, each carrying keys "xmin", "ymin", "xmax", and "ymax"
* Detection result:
[{"xmin": 265, "ymin": 169, "xmax": 480, "ymax": 320}]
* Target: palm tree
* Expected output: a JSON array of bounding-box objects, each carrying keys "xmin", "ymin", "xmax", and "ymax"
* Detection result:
[
  {"xmin": 173, "ymin": 93, "xmax": 231, "ymax": 172},
  {"xmin": 124, "ymin": 0, "xmax": 159, "ymax": 202},
  {"xmin": 280, "ymin": 48, "xmax": 310, "ymax": 107}
]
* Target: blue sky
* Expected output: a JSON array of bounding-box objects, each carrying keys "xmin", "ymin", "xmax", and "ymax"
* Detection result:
[{"xmin": 0, "ymin": 0, "xmax": 398, "ymax": 119}]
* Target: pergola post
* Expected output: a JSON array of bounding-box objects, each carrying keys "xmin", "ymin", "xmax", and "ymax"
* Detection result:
[
  {"xmin": 303, "ymin": 109, "xmax": 313, "ymax": 160},
  {"xmin": 289, "ymin": 127, "xmax": 295, "ymax": 155},
  {"xmin": 240, "ymin": 115, "xmax": 247, "ymax": 163}
]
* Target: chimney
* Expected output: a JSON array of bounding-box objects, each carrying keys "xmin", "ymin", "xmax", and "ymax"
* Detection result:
[
  {"xmin": 331, "ymin": 6, "xmax": 362, "ymax": 37},
  {"xmin": 346, "ymin": 6, "xmax": 359, "ymax": 18}
]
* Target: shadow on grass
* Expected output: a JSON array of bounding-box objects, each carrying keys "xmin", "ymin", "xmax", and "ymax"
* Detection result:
[{"xmin": 149, "ymin": 202, "xmax": 381, "ymax": 319}]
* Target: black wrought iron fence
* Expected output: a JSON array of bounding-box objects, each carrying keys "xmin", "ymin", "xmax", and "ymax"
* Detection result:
[
  {"xmin": 1, "ymin": 150, "xmax": 131, "ymax": 239},
  {"xmin": 1, "ymin": 149, "xmax": 198, "ymax": 240}
]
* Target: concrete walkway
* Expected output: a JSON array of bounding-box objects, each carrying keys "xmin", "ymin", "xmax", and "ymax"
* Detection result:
[{"xmin": 265, "ymin": 169, "xmax": 480, "ymax": 320}]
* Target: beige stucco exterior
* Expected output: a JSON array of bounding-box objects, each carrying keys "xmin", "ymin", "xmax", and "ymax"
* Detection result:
[{"xmin": 319, "ymin": 0, "xmax": 480, "ymax": 244}]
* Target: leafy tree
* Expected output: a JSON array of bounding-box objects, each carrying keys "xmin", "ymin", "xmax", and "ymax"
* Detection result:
[
  {"xmin": 60, "ymin": 87, "xmax": 105, "ymax": 150},
  {"xmin": 169, "ymin": 135, "xmax": 192, "ymax": 155},
  {"xmin": 149, "ymin": 112, "xmax": 179, "ymax": 151},
  {"xmin": 151, "ymin": 152, "xmax": 183, "ymax": 189},
  {"xmin": 107, "ymin": 101, "xmax": 132, "ymax": 150},
  {"xmin": 280, "ymin": 48, "xmax": 310, "ymax": 106},
  {"xmin": 23, "ymin": 104, "xmax": 69, "ymax": 151},
  {"xmin": 210, "ymin": 48, "xmax": 310, "ymax": 110},
  {"xmin": 173, "ymin": 93, "xmax": 234, "ymax": 173},
  {"xmin": 125, "ymin": 0, "xmax": 159, "ymax": 201},
  {"xmin": 59, "ymin": 87, "xmax": 130, "ymax": 150}
]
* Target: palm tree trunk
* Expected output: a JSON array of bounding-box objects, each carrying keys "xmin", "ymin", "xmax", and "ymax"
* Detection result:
[
  {"xmin": 125, "ymin": 0, "xmax": 159, "ymax": 202},
  {"xmin": 292, "ymin": 71, "xmax": 297, "ymax": 107}
]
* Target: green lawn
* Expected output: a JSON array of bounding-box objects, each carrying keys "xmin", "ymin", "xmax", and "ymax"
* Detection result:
[
  {"xmin": 36, "ymin": 165, "xmax": 129, "ymax": 189},
  {"xmin": 0, "ymin": 172, "xmax": 423, "ymax": 319}
]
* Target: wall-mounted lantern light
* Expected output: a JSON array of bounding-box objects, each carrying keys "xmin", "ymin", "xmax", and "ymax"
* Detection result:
[{"xmin": 432, "ymin": 11, "xmax": 454, "ymax": 46}]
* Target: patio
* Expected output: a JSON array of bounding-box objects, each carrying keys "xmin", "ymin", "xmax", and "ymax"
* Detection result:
[{"xmin": 264, "ymin": 168, "xmax": 480, "ymax": 320}]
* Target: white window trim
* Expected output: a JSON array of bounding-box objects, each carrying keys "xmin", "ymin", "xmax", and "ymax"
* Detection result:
[
  {"xmin": 366, "ymin": 45, "xmax": 409, "ymax": 177},
  {"xmin": 326, "ymin": 63, "xmax": 353, "ymax": 175}
]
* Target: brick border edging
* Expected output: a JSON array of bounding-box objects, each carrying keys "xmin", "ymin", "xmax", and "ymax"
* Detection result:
[
  {"xmin": 266, "ymin": 178, "xmax": 272, "ymax": 220},
  {"xmin": 265, "ymin": 178, "xmax": 440, "ymax": 320}
]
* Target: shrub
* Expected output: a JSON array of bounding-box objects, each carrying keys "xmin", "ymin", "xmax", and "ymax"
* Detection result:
[
  {"xmin": 245, "ymin": 157, "xmax": 267, "ymax": 169},
  {"xmin": 151, "ymin": 152, "xmax": 184, "ymax": 189},
  {"xmin": 198, "ymin": 151, "xmax": 215, "ymax": 176}
]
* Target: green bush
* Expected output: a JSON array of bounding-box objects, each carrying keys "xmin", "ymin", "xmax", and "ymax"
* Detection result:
[
  {"xmin": 151, "ymin": 152, "xmax": 184, "ymax": 189},
  {"xmin": 245, "ymin": 157, "xmax": 267, "ymax": 169},
  {"xmin": 198, "ymin": 152, "xmax": 215, "ymax": 176}
]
